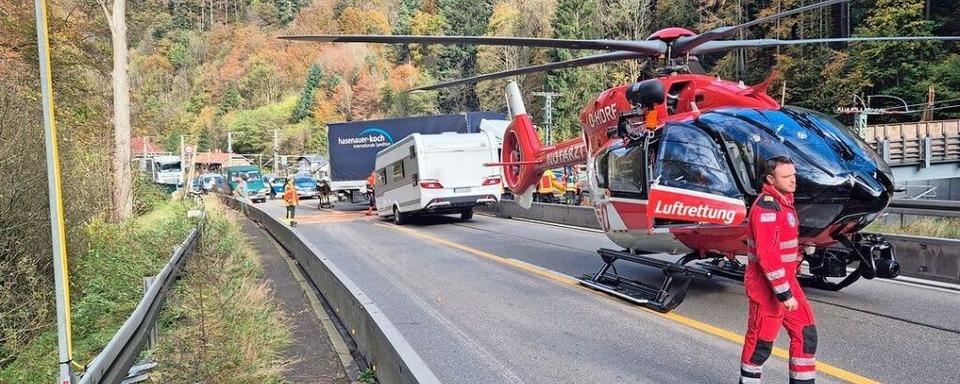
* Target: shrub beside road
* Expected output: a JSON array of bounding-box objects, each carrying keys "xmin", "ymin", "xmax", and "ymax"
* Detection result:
[
  {"xmin": 152, "ymin": 200, "xmax": 290, "ymax": 382},
  {"xmin": 0, "ymin": 197, "xmax": 291, "ymax": 383}
]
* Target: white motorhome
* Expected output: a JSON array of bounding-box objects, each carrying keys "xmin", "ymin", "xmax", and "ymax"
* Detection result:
[
  {"xmin": 375, "ymin": 132, "xmax": 501, "ymax": 224},
  {"xmin": 148, "ymin": 155, "xmax": 182, "ymax": 186}
]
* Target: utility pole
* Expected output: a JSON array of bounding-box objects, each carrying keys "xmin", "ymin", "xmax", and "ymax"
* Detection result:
[
  {"xmin": 139, "ymin": 136, "xmax": 149, "ymax": 170},
  {"xmin": 180, "ymin": 134, "xmax": 185, "ymax": 186},
  {"xmin": 273, "ymin": 129, "xmax": 280, "ymax": 174},
  {"xmin": 532, "ymin": 91, "xmax": 562, "ymax": 145},
  {"xmin": 227, "ymin": 131, "xmax": 234, "ymax": 153},
  {"xmin": 34, "ymin": 0, "xmax": 75, "ymax": 382},
  {"xmin": 921, "ymin": 85, "xmax": 936, "ymax": 121}
]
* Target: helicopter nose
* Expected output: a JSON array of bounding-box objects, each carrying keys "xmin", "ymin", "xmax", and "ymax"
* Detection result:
[{"xmin": 848, "ymin": 170, "xmax": 893, "ymax": 215}]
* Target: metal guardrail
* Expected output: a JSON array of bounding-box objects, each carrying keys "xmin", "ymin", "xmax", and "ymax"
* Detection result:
[
  {"xmin": 78, "ymin": 220, "xmax": 202, "ymax": 384},
  {"xmin": 887, "ymin": 199, "xmax": 960, "ymax": 218},
  {"xmin": 221, "ymin": 196, "xmax": 439, "ymax": 384}
]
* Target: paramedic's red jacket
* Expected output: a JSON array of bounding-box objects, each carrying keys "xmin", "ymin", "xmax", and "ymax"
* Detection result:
[{"xmin": 746, "ymin": 183, "xmax": 801, "ymax": 302}]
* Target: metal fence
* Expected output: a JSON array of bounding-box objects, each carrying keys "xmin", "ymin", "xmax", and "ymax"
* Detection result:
[{"xmin": 862, "ymin": 119, "xmax": 960, "ymax": 166}]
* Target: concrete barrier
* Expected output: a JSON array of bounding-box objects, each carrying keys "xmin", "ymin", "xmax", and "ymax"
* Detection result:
[
  {"xmin": 485, "ymin": 199, "xmax": 960, "ymax": 285},
  {"xmin": 491, "ymin": 200, "xmax": 601, "ymax": 230},
  {"xmin": 884, "ymin": 234, "xmax": 960, "ymax": 284},
  {"xmin": 222, "ymin": 196, "xmax": 439, "ymax": 384}
]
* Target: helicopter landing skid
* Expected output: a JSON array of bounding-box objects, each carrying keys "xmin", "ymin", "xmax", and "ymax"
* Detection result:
[{"xmin": 579, "ymin": 249, "xmax": 711, "ymax": 313}]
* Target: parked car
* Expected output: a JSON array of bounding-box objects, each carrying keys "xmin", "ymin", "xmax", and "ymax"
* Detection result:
[
  {"xmin": 294, "ymin": 176, "xmax": 319, "ymax": 199},
  {"xmin": 200, "ymin": 173, "xmax": 226, "ymax": 193},
  {"xmin": 270, "ymin": 177, "xmax": 287, "ymax": 198},
  {"xmin": 188, "ymin": 177, "xmax": 203, "ymax": 193}
]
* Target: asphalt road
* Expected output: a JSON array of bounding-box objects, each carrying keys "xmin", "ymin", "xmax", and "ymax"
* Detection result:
[{"xmin": 259, "ymin": 199, "xmax": 960, "ymax": 383}]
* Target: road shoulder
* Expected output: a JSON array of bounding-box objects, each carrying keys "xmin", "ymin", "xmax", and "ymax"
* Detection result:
[{"xmin": 238, "ymin": 216, "xmax": 353, "ymax": 383}]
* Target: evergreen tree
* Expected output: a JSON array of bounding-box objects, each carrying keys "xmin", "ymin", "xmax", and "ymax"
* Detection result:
[
  {"xmin": 275, "ymin": 0, "xmax": 305, "ymax": 26},
  {"xmin": 851, "ymin": 0, "xmax": 941, "ymax": 101},
  {"xmin": 390, "ymin": 0, "xmax": 423, "ymax": 63},
  {"xmin": 653, "ymin": 0, "xmax": 698, "ymax": 30},
  {"xmin": 545, "ymin": 0, "xmax": 603, "ymax": 142},
  {"xmin": 197, "ymin": 128, "xmax": 213, "ymax": 152},
  {"xmin": 435, "ymin": 0, "xmax": 495, "ymax": 113},
  {"xmin": 219, "ymin": 83, "xmax": 244, "ymax": 115},
  {"xmin": 292, "ymin": 64, "xmax": 325, "ymax": 123}
]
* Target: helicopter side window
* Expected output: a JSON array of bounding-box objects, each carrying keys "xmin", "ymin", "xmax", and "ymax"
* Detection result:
[
  {"xmin": 596, "ymin": 151, "xmax": 609, "ymax": 189},
  {"xmin": 655, "ymin": 124, "xmax": 738, "ymax": 197},
  {"xmin": 607, "ymin": 145, "xmax": 644, "ymax": 198}
]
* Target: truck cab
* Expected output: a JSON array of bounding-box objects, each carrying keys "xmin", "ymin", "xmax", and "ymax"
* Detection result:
[
  {"xmin": 224, "ymin": 165, "xmax": 269, "ymax": 203},
  {"xmin": 149, "ymin": 155, "xmax": 183, "ymax": 187}
]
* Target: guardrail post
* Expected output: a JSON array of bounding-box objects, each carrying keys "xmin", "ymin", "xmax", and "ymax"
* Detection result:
[
  {"xmin": 142, "ymin": 276, "xmax": 158, "ymax": 350},
  {"xmin": 880, "ymin": 140, "xmax": 890, "ymax": 163},
  {"xmin": 922, "ymin": 137, "xmax": 932, "ymax": 168}
]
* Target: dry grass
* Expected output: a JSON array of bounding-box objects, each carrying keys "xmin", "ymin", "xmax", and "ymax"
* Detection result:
[
  {"xmin": 865, "ymin": 216, "xmax": 960, "ymax": 239},
  {"xmin": 152, "ymin": 199, "xmax": 290, "ymax": 383}
]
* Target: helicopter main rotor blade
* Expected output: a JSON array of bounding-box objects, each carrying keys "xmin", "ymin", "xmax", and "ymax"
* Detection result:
[
  {"xmin": 672, "ymin": 0, "xmax": 849, "ymax": 56},
  {"xmin": 407, "ymin": 50, "xmax": 649, "ymax": 92},
  {"xmin": 280, "ymin": 34, "xmax": 667, "ymax": 55},
  {"xmin": 690, "ymin": 36, "xmax": 960, "ymax": 54}
]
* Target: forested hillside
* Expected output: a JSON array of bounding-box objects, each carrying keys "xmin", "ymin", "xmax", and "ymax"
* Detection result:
[
  {"xmin": 125, "ymin": 0, "xmax": 960, "ymax": 153},
  {"xmin": 2, "ymin": 0, "xmax": 960, "ymax": 368}
]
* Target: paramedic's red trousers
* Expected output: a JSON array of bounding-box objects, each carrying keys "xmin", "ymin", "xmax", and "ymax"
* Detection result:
[{"xmin": 740, "ymin": 280, "xmax": 817, "ymax": 384}]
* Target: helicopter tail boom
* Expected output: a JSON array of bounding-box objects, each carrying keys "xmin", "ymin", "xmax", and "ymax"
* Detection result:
[{"xmin": 500, "ymin": 81, "xmax": 589, "ymax": 195}]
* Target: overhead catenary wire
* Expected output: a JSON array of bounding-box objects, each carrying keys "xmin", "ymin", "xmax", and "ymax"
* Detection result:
[
  {"xmin": 881, "ymin": 97, "xmax": 960, "ymax": 111},
  {"xmin": 895, "ymin": 103, "xmax": 960, "ymax": 114}
]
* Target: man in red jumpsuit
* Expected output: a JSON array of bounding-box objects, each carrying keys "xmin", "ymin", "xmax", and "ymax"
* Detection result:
[{"xmin": 740, "ymin": 155, "xmax": 817, "ymax": 384}]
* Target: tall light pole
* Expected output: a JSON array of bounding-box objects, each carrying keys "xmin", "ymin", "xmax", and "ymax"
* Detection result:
[
  {"xmin": 227, "ymin": 131, "xmax": 235, "ymax": 153},
  {"xmin": 532, "ymin": 91, "xmax": 562, "ymax": 145},
  {"xmin": 34, "ymin": 0, "xmax": 75, "ymax": 382}
]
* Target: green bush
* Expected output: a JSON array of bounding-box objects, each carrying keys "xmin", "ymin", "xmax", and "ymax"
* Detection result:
[
  {"xmin": 0, "ymin": 201, "xmax": 194, "ymax": 382},
  {"xmin": 132, "ymin": 173, "xmax": 171, "ymax": 216}
]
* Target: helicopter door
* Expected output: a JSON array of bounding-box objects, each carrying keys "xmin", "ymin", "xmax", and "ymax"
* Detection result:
[
  {"xmin": 592, "ymin": 139, "xmax": 651, "ymax": 232},
  {"xmin": 646, "ymin": 124, "xmax": 747, "ymax": 227}
]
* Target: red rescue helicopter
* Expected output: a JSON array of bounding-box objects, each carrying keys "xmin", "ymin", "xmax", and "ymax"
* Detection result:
[{"xmin": 284, "ymin": 0, "xmax": 960, "ymax": 312}]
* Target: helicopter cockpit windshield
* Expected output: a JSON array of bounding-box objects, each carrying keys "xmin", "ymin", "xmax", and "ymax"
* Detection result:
[
  {"xmin": 696, "ymin": 109, "xmax": 848, "ymax": 201},
  {"xmin": 652, "ymin": 123, "xmax": 740, "ymax": 199}
]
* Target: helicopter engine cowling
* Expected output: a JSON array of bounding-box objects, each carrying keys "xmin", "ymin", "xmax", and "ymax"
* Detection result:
[{"xmin": 625, "ymin": 79, "xmax": 665, "ymax": 108}]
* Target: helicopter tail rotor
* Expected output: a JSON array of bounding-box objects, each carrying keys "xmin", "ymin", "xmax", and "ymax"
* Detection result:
[{"xmin": 495, "ymin": 81, "xmax": 543, "ymax": 200}]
